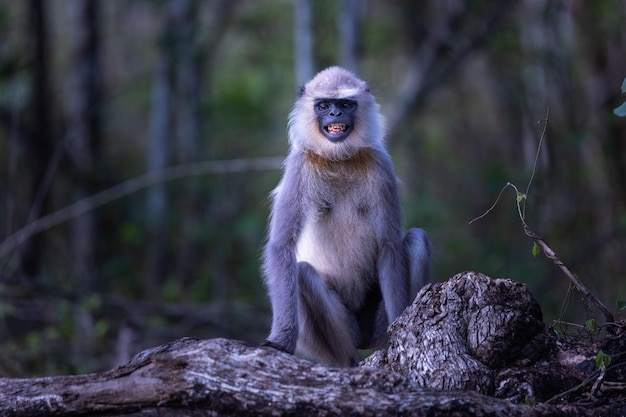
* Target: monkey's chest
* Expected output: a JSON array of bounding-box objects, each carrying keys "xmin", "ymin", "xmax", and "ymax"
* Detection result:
[{"xmin": 295, "ymin": 192, "xmax": 379, "ymax": 307}]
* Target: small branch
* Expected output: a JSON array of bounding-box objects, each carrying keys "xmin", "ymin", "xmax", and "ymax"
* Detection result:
[
  {"xmin": 545, "ymin": 369, "xmax": 600, "ymax": 404},
  {"xmin": 468, "ymin": 107, "xmax": 615, "ymax": 328},
  {"xmin": 590, "ymin": 361, "xmax": 607, "ymax": 398},
  {"xmin": 522, "ymin": 225, "xmax": 614, "ymax": 325},
  {"xmin": 556, "ymin": 281, "xmax": 574, "ymax": 326},
  {"xmin": 546, "ymin": 351, "xmax": 626, "ymax": 404},
  {"xmin": 468, "ymin": 182, "xmax": 512, "ymax": 225},
  {"xmin": 0, "ymin": 156, "xmax": 283, "ymax": 259},
  {"xmin": 472, "ymin": 180, "xmax": 614, "ymax": 325},
  {"xmin": 521, "ymin": 107, "xmax": 549, "ymax": 218}
]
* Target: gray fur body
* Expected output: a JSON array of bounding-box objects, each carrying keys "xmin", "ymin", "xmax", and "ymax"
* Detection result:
[{"xmin": 263, "ymin": 67, "xmax": 431, "ymax": 366}]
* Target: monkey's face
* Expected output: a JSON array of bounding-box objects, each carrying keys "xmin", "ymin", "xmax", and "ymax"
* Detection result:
[
  {"xmin": 314, "ymin": 99, "xmax": 357, "ymax": 143},
  {"xmin": 288, "ymin": 67, "xmax": 384, "ymax": 160}
]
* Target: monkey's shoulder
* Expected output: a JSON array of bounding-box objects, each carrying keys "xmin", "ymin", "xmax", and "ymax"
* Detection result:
[{"xmin": 275, "ymin": 147, "xmax": 399, "ymax": 212}]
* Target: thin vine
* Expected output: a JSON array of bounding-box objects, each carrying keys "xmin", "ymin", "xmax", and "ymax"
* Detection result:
[{"xmin": 469, "ymin": 107, "xmax": 615, "ymax": 329}]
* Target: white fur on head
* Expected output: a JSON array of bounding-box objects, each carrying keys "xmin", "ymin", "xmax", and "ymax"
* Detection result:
[{"xmin": 287, "ymin": 67, "xmax": 385, "ymax": 160}]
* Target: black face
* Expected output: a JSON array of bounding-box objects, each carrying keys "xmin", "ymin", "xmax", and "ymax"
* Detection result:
[{"xmin": 314, "ymin": 99, "xmax": 357, "ymax": 142}]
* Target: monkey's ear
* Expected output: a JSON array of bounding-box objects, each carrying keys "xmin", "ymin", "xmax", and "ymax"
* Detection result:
[
  {"xmin": 365, "ymin": 83, "xmax": 371, "ymax": 93},
  {"xmin": 297, "ymin": 84, "xmax": 306, "ymax": 98}
]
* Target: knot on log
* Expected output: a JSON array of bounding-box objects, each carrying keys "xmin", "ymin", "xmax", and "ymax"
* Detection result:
[{"xmin": 362, "ymin": 271, "xmax": 555, "ymax": 394}]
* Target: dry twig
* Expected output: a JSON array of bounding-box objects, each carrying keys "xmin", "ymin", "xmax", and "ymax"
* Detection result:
[{"xmin": 0, "ymin": 156, "xmax": 283, "ymax": 259}]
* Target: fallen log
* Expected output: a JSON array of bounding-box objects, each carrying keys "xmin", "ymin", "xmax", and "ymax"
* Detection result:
[{"xmin": 1, "ymin": 271, "xmax": 623, "ymax": 417}]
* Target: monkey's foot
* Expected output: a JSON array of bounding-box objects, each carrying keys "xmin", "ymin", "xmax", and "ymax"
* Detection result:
[{"xmin": 260, "ymin": 339, "xmax": 293, "ymax": 354}]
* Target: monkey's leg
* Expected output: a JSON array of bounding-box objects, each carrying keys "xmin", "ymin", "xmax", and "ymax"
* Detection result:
[
  {"xmin": 356, "ymin": 298, "xmax": 389, "ymax": 351},
  {"xmin": 297, "ymin": 262, "xmax": 362, "ymax": 367},
  {"xmin": 261, "ymin": 245, "xmax": 299, "ymax": 354},
  {"xmin": 378, "ymin": 239, "xmax": 412, "ymax": 321},
  {"xmin": 404, "ymin": 227, "xmax": 432, "ymax": 301}
]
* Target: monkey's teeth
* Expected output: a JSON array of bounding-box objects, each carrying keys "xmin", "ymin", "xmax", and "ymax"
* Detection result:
[{"xmin": 326, "ymin": 124, "xmax": 347, "ymax": 134}]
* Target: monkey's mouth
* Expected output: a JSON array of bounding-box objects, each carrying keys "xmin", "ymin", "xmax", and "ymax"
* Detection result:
[{"xmin": 324, "ymin": 123, "xmax": 350, "ymax": 136}]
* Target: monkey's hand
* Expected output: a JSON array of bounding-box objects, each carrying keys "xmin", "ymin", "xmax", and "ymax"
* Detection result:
[{"xmin": 260, "ymin": 339, "xmax": 293, "ymax": 354}]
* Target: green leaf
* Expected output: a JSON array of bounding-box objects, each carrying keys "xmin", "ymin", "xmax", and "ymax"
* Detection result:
[
  {"xmin": 161, "ymin": 278, "xmax": 183, "ymax": 302},
  {"xmin": 585, "ymin": 318, "xmax": 599, "ymax": 333},
  {"xmin": 523, "ymin": 396, "xmax": 536, "ymax": 406},
  {"xmin": 517, "ymin": 193, "xmax": 526, "ymax": 202},
  {"xmin": 531, "ymin": 242, "xmax": 540, "ymax": 257},
  {"xmin": 84, "ymin": 293, "xmax": 102, "ymax": 312},
  {"xmin": 94, "ymin": 319, "xmax": 110, "ymax": 338},
  {"xmin": 617, "ymin": 300, "xmax": 626, "ymax": 311},
  {"xmin": 614, "ymin": 77, "xmax": 626, "ymax": 117},
  {"xmin": 614, "ymin": 101, "xmax": 626, "ymax": 117},
  {"xmin": 595, "ymin": 350, "xmax": 611, "ymax": 370}
]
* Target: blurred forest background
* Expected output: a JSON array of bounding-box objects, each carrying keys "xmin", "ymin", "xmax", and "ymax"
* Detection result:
[{"xmin": 0, "ymin": 0, "xmax": 625, "ymax": 377}]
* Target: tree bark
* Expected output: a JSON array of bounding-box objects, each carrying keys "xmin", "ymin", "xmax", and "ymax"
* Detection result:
[
  {"xmin": 1, "ymin": 272, "xmax": 623, "ymax": 417},
  {"xmin": 364, "ymin": 271, "xmax": 553, "ymax": 394},
  {"xmin": 0, "ymin": 339, "xmax": 571, "ymax": 417}
]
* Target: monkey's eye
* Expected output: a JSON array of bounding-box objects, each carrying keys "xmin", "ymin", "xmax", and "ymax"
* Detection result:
[
  {"xmin": 316, "ymin": 102, "xmax": 330, "ymax": 111},
  {"xmin": 340, "ymin": 102, "xmax": 355, "ymax": 110}
]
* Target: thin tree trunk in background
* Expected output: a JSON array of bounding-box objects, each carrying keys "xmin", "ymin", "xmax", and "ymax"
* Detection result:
[
  {"xmin": 192, "ymin": 0, "xmax": 238, "ymax": 309},
  {"xmin": 338, "ymin": 0, "xmax": 364, "ymax": 75},
  {"xmin": 66, "ymin": 0, "xmax": 103, "ymax": 367},
  {"xmin": 145, "ymin": 3, "xmax": 176, "ymax": 298},
  {"xmin": 145, "ymin": 0, "xmax": 238, "ymax": 296},
  {"xmin": 294, "ymin": 0, "xmax": 314, "ymax": 85},
  {"xmin": 172, "ymin": 0, "xmax": 204, "ymax": 285},
  {"xmin": 5, "ymin": 86, "xmax": 22, "ymax": 244},
  {"xmin": 67, "ymin": 0, "xmax": 102, "ymax": 290},
  {"xmin": 21, "ymin": 0, "xmax": 54, "ymax": 278}
]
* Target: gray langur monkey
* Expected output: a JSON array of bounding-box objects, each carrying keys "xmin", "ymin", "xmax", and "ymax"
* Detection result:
[{"xmin": 261, "ymin": 66, "xmax": 431, "ymax": 367}]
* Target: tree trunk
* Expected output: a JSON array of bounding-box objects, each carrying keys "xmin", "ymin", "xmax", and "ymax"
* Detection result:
[
  {"xmin": 173, "ymin": 0, "xmax": 204, "ymax": 285},
  {"xmin": 337, "ymin": 0, "xmax": 364, "ymax": 74},
  {"xmin": 145, "ymin": 1, "xmax": 177, "ymax": 297},
  {"xmin": 66, "ymin": 0, "xmax": 102, "ymax": 288},
  {"xmin": 65, "ymin": 0, "xmax": 103, "ymax": 367},
  {"xmin": 20, "ymin": 0, "xmax": 54, "ymax": 278},
  {"xmin": 293, "ymin": 0, "xmax": 314, "ymax": 85},
  {"xmin": 1, "ymin": 272, "xmax": 623, "ymax": 417}
]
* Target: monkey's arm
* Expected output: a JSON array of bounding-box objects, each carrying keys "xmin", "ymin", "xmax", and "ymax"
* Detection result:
[
  {"xmin": 373, "ymin": 150, "xmax": 412, "ymax": 323},
  {"xmin": 262, "ymin": 153, "xmax": 305, "ymax": 354}
]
